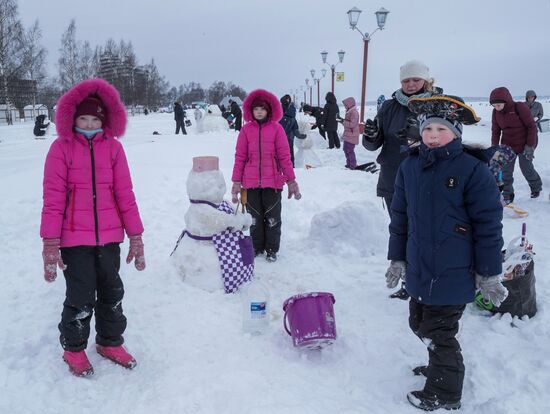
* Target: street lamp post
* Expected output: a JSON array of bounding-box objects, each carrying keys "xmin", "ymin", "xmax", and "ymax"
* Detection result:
[
  {"xmin": 347, "ymin": 6, "xmax": 389, "ymax": 123},
  {"xmin": 321, "ymin": 50, "xmax": 345, "ymax": 94},
  {"xmin": 311, "ymin": 68, "xmax": 327, "ymax": 107}
]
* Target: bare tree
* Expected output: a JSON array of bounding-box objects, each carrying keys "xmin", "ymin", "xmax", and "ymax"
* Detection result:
[
  {"xmin": 207, "ymin": 81, "xmax": 228, "ymax": 105},
  {"xmin": 79, "ymin": 40, "xmax": 95, "ymax": 80},
  {"xmin": 22, "ymin": 20, "xmax": 47, "ymax": 118},
  {"xmin": 0, "ymin": 0, "xmax": 26, "ymax": 124},
  {"xmin": 58, "ymin": 19, "xmax": 81, "ymax": 91}
]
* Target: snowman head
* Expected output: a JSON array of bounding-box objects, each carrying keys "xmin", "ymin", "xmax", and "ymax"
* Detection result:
[{"xmin": 186, "ymin": 156, "xmax": 227, "ymax": 204}]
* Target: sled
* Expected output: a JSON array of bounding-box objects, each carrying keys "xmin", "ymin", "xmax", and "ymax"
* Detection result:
[{"xmin": 504, "ymin": 203, "xmax": 529, "ymax": 218}]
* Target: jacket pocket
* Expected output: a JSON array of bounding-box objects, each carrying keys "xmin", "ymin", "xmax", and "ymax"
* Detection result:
[{"xmin": 110, "ymin": 185, "xmax": 124, "ymax": 227}]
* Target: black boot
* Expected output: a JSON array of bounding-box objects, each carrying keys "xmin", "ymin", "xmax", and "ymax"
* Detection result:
[
  {"xmin": 412, "ymin": 365, "xmax": 428, "ymax": 377},
  {"xmin": 531, "ymin": 190, "xmax": 540, "ymax": 198},
  {"xmin": 266, "ymin": 250, "xmax": 277, "ymax": 262},
  {"xmin": 254, "ymin": 249, "xmax": 264, "ymax": 257},
  {"xmin": 407, "ymin": 390, "xmax": 461, "ymax": 411},
  {"xmin": 390, "ymin": 282, "xmax": 410, "ymax": 300}
]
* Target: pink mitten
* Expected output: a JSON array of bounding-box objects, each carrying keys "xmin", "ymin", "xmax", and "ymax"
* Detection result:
[
  {"xmin": 42, "ymin": 238, "xmax": 66, "ymax": 282},
  {"xmin": 126, "ymin": 235, "xmax": 146, "ymax": 271},
  {"xmin": 287, "ymin": 180, "xmax": 302, "ymax": 200},
  {"xmin": 231, "ymin": 182, "xmax": 242, "ymax": 204}
]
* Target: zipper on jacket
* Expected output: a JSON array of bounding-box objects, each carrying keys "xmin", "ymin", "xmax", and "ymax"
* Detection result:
[
  {"xmin": 88, "ymin": 139, "xmax": 100, "ymax": 245},
  {"xmin": 258, "ymin": 123, "xmax": 263, "ymax": 187},
  {"xmin": 70, "ymin": 184, "xmax": 76, "ymax": 232}
]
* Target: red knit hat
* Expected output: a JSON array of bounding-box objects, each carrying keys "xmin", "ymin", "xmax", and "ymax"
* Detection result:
[
  {"xmin": 75, "ymin": 96, "xmax": 106, "ymax": 121},
  {"xmin": 251, "ymin": 97, "xmax": 271, "ymax": 118}
]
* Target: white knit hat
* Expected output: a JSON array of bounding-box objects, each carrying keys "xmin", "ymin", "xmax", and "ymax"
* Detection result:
[{"xmin": 400, "ymin": 60, "xmax": 430, "ymax": 82}]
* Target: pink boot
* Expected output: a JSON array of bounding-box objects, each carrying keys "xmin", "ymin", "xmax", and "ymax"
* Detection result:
[
  {"xmin": 63, "ymin": 350, "xmax": 94, "ymax": 377},
  {"xmin": 96, "ymin": 345, "xmax": 137, "ymax": 369}
]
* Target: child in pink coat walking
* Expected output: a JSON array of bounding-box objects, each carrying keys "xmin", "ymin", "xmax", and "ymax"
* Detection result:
[
  {"xmin": 339, "ymin": 97, "xmax": 360, "ymax": 169},
  {"xmin": 231, "ymin": 89, "xmax": 301, "ymax": 262},
  {"xmin": 40, "ymin": 78, "xmax": 145, "ymax": 377}
]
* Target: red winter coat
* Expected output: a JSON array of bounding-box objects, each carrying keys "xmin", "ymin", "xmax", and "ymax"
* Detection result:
[
  {"xmin": 232, "ymin": 89, "xmax": 295, "ymax": 189},
  {"xmin": 342, "ymin": 97, "xmax": 359, "ymax": 145},
  {"xmin": 40, "ymin": 78, "xmax": 143, "ymax": 247},
  {"xmin": 490, "ymin": 87, "xmax": 537, "ymax": 153}
]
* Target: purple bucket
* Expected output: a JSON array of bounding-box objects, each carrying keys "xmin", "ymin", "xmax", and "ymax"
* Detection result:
[{"xmin": 282, "ymin": 292, "xmax": 336, "ymax": 349}]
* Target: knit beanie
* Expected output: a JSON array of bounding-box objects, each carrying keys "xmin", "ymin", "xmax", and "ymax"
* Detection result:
[
  {"xmin": 75, "ymin": 96, "xmax": 106, "ymax": 121},
  {"xmin": 419, "ymin": 114, "xmax": 463, "ymax": 138},
  {"xmin": 400, "ymin": 60, "xmax": 430, "ymax": 82},
  {"xmin": 251, "ymin": 97, "xmax": 271, "ymax": 117}
]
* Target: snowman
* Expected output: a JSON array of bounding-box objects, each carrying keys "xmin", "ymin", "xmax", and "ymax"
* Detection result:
[
  {"xmin": 294, "ymin": 119, "xmax": 322, "ymax": 169},
  {"xmin": 198, "ymin": 105, "xmax": 230, "ymax": 133},
  {"xmin": 171, "ymin": 156, "xmax": 254, "ymax": 292}
]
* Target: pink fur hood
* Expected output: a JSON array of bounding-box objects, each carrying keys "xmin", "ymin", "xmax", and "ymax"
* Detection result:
[{"xmin": 55, "ymin": 78, "xmax": 127, "ymax": 139}]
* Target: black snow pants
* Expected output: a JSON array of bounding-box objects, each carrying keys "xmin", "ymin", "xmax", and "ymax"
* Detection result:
[
  {"xmin": 245, "ymin": 188, "xmax": 282, "ymax": 254},
  {"xmin": 59, "ymin": 244, "xmax": 127, "ymax": 352},
  {"xmin": 409, "ymin": 297, "xmax": 466, "ymax": 402},
  {"xmin": 326, "ymin": 130, "xmax": 340, "ymax": 149},
  {"xmin": 175, "ymin": 119, "xmax": 187, "ymax": 134}
]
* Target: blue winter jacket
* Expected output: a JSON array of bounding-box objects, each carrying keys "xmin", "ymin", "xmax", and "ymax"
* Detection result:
[{"xmin": 388, "ymin": 139, "xmax": 503, "ymax": 305}]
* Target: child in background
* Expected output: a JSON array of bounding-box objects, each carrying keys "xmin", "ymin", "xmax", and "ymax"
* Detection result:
[
  {"xmin": 41, "ymin": 78, "xmax": 145, "ymax": 377},
  {"xmin": 231, "ymin": 89, "xmax": 301, "ymax": 262},
  {"xmin": 385, "ymin": 95, "xmax": 507, "ymax": 410},
  {"xmin": 339, "ymin": 97, "xmax": 359, "ymax": 169}
]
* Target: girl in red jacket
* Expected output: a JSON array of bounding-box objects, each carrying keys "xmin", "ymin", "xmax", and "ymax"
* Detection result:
[
  {"xmin": 40, "ymin": 79, "xmax": 145, "ymax": 377},
  {"xmin": 231, "ymin": 89, "xmax": 301, "ymax": 262}
]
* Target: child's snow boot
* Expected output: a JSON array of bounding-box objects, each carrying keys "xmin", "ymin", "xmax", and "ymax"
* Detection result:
[
  {"xmin": 407, "ymin": 390, "xmax": 461, "ymax": 411},
  {"xmin": 96, "ymin": 345, "xmax": 137, "ymax": 369},
  {"xmin": 412, "ymin": 365, "xmax": 428, "ymax": 377},
  {"xmin": 63, "ymin": 350, "xmax": 94, "ymax": 377},
  {"xmin": 266, "ymin": 250, "xmax": 277, "ymax": 262},
  {"xmin": 390, "ymin": 282, "xmax": 410, "ymax": 300}
]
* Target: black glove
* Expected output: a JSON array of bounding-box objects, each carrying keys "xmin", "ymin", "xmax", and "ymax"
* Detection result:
[
  {"xmin": 363, "ymin": 119, "xmax": 379, "ymax": 141},
  {"xmin": 336, "ymin": 116, "xmax": 344, "ymax": 123},
  {"xmin": 396, "ymin": 116, "xmax": 421, "ymax": 146}
]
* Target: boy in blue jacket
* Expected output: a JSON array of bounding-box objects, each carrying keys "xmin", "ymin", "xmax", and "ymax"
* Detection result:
[{"xmin": 385, "ymin": 95, "xmax": 508, "ymax": 411}]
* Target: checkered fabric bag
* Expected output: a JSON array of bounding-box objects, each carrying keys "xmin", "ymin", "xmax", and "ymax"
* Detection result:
[{"xmin": 212, "ymin": 201, "xmax": 255, "ymax": 293}]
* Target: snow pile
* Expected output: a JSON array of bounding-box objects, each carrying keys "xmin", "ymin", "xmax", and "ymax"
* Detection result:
[{"xmin": 308, "ymin": 201, "xmax": 387, "ymax": 256}]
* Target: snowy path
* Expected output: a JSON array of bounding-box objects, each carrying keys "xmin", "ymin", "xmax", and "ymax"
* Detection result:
[{"xmin": 1, "ymin": 108, "xmax": 549, "ymax": 413}]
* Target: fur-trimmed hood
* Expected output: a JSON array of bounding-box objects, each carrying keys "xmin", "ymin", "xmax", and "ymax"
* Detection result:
[
  {"xmin": 242, "ymin": 89, "xmax": 283, "ymax": 123},
  {"xmin": 55, "ymin": 78, "xmax": 127, "ymax": 139}
]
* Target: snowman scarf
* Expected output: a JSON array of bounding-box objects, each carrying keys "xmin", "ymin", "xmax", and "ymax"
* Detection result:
[{"xmin": 171, "ymin": 200, "xmax": 254, "ymax": 293}]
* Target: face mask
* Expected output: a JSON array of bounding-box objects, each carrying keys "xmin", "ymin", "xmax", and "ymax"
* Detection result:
[{"xmin": 75, "ymin": 127, "xmax": 103, "ymax": 139}]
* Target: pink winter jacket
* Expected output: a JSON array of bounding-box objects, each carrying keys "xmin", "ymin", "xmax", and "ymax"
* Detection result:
[
  {"xmin": 232, "ymin": 89, "xmax": 295, "ymax": 189},
  {"xmin": 342, "ymin": 97, "xmax": 359, "ymax": 145},
  {"xmin": 40, "ymin": 78, "xmax": 143, "ymax": 247}
]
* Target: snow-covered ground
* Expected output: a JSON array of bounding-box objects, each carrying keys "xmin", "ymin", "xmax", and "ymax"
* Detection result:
[{"xmin": 1, "ymin": 104, "xmax": 549, "ymax": 414}]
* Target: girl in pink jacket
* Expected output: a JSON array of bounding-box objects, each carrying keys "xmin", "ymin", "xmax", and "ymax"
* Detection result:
[
  {"xmin": 231, "ymin": 89, "xmax": 301, "ymax": 262},
  {"xmin": 340, "ymin": 97, "xmax": 360, "ymax": 169},
  {"xmin": 40, "ymin": 78, "xmax": 145, "ymax": 377}
]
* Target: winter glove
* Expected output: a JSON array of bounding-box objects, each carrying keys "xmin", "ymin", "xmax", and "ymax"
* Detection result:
[
  {"xmin": 287, "ymin": 180, "xmax": 302, "ymax": 200},
  {"xmin": 385, "ymin": 260, "xmax": 406, "ymax": 289},
  {"xmin": 336, "ymin": 116, "xmax": 344, "ymax": 123},
  {"xmin": 523, "ymin": 145, "xmax": 535, "ymax": 161},
  {"xmin": 362, "ymin": 119, "xmax": 379, "ymax": 141},
  {"xmin": 396, "ymin": 116, "xmax": 421, "ymax": 146},
  {"xmin": 42, "ymin": 238, "xmax": 66, "ymax": 283},
  {"xmin": 475, "ymin": 274, "xmax": 509, "ymax": 307},
  {"xmin": 126, "ymin": 235, "xmax": 146, "ymax": 271},
  {"xmin": 231, "ymin": 182, "xmax": 242, "ymax": 204}
]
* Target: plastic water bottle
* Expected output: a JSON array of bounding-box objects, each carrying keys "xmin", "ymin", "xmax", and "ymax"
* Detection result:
[{"xmin": 240, "ymin": 278, "xmax": 270, "ymax": 335}]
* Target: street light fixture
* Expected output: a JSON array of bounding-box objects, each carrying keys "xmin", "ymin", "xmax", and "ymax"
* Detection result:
[
  {"xmin": 347, "ymin": 6, "xmax": 390, "ymax": 123},
  {"xmin": 310, "ymin": 69, "xmax": 326, "ymax": 107},
  {"xmin": 320, "ymin": 49, "xmax": 345, "ymax": 94}
]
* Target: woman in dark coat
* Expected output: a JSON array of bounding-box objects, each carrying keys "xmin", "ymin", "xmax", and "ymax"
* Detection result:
[
  {"xmin": 362, "ymin": 60, "xmax": 441, "ymax": 300},
  {"xmin": 280, "ymin": 95, "xmax": 306, "ymax": 167},
  {"xmin": 320, "ymin": 92, "xmax": 340, "ymax": 149},
  {"xmin": 230, "ymin": 100, "xmax": 243, "ymax": 131},
  {"xmin": 302, "ymin": 104, "xmax": 325, "ymax": 140}
]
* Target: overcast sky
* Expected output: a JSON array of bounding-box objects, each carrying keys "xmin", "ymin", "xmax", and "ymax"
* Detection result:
[{"xmin": 18, "ymin": 0, "xmax": 550, "ymax": 103}]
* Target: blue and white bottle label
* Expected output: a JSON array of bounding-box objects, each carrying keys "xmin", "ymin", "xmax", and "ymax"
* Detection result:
[{"xmin": 250, "ymin": 301, "xmax": 267, "ymax": 319}]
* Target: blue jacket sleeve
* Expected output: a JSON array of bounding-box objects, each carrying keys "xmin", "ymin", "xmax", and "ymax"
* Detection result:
[
  {"xmin": 388, "ymin": 164, "xmax": 408, "ymax": 261},
  {"xmin": 464, "ymin": 162, "xmax": 503, "ymax": 276}
]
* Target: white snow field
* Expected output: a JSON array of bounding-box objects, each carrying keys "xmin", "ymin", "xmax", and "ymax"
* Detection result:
[{"xmin": 1, "ymin": 102, "xmax": 549, "ymax": 414}]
